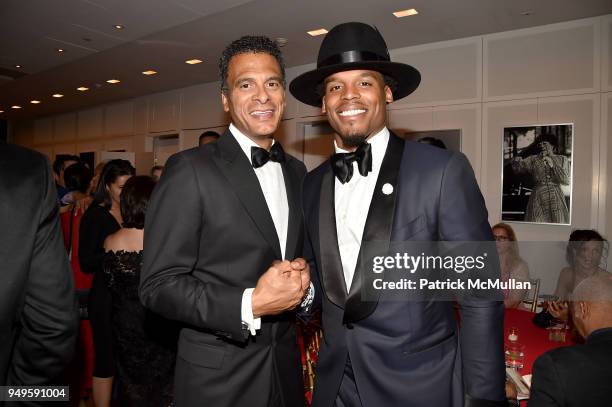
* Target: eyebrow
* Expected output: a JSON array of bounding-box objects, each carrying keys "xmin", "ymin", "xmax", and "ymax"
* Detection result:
[
  {"xmin": 236, "ymin": 75, "xmax": 283, "ymax": 84},
  {"xmin": 324, "ymin": 72, "xmax": 379, "ymax": 85}
]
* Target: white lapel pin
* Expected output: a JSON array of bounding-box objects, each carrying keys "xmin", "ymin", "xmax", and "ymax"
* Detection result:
[{"xmin": 382, "ymin": 183, "xmax": 394, "ymax": 195}]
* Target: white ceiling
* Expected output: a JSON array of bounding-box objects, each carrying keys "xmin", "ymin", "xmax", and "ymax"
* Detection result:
[{"xmin": 1, "ymin": 0, "xmax": 611, "ymax": 120}]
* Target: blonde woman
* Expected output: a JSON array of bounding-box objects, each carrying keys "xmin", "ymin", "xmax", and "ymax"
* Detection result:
[{"xmin": 492, "ymin": 223, "xmax": 530, "ymax": 308}]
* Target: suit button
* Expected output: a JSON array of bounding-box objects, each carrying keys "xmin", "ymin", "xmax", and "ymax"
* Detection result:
[{"xmin": 346, "ymin": 323, "xmax": 354, "ymax": 329}]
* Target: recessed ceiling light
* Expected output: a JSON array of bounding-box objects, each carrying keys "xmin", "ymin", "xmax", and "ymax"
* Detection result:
[
  {"xmin": 307, "ymin": 28, "xmax": 328, "ymax": 37},
  {"xmin": 106, "ymin": 79, "xmax": 120, "ymax": 84},
  {"xmin": 30, "ymin": 100, "xmax": 41, "ymax": 104},
  {"xmin": 11, "ymin": 105, "xmax": 22, "ymax": 109},
  {"xmin": 142, "ymin": 70, "xmax": 157, "ymax": 75},
  {"xmin": 0, "ymin": 110, "xmax": 4, "ymax": 113},
  {"xmin": 113, "ymin": 24, "xmax": 125, "ymax": 30},
  {"xmin": 393, "ymin": 8, "xmax": 418, "ymax": 18},
  {"xmin": 520, "ymin": 10, "xmax": 533, "ymax": 16},
  {"xmin": 57, "ymin": 48, "xmax": 65, "ymax": 53},
  {"xmin": 52, "ymin": 93, "xmax": 64, "ymax": 98},
  {"xmin": 15, "ymin": 64, "xmax": 21, "ymax": 68},
  {"xmin": 77, "ymin": 86, "xmax": 89, "ymax": 91},
  {"xmin": 185, "ymin": 59, "xmax": 203, "ymax": 65}
]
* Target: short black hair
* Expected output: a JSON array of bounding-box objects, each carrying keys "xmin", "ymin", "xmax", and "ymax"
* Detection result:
[
  {"xmin": 566, "ymin": 229, "xmax": 607, "ymax": 266},
  {"xmin": 120, "ymin": 176, "xmax": 156, "ymax": 229},
  {"xmin": 93, "ymin": 159, "xmax": 135, "ymax": 209},
  {"xmin": 199, "ymin": 131, "xmax": 220, "ymax": 144},
  {"xmin": 52, "ymin": 155, "xmax": 80, "ymax": 176},
  {"xmin": 219, "ymin": 35, "xmax": 285, "ymax": 94},
  {"xmin": 533, "ymin": 133, "xmax": 558, "ymax": 148},
  {"xmin": 64, "ymin": 162, "xmax": 92, "ymax": 193}
]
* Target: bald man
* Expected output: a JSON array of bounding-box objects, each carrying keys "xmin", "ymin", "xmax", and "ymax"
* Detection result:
[{"xmin": 528, "ymin": 274, "xmax": 612, "ymax": 407}]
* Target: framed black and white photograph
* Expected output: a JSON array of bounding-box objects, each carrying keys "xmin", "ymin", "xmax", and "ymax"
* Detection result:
[{"xmin": 501, "ymin": 124, "xmax": 573, "ymax": 225}]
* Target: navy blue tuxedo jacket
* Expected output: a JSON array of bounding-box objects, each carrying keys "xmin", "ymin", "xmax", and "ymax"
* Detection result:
[{"xmin": 303, "ymin": 134, "xmax": 507, "ymax": 407}]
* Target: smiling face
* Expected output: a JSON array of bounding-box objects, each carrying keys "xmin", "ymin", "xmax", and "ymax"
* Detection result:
[
  {"xmin": 322, "ymin": 69, "xmax": 393, "ymax": 150},
  {"xmin": 221, "ymin": 52, "xmax": 285, "ymax": 147}
]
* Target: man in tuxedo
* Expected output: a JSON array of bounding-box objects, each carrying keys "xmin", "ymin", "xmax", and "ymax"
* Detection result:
[
  {"xmin": 528, "ymin": 274, "xmax": 612, "ymax": 407},
  {"xmin": 0, "ymin": 143, "xmax": 78, "ymax": 387},
  {"xmin": 290, "ymin": 23, "xmax": 506, "ymax": 407},
  {"xmin": 140, "ymin": 36, "xmax": 309, "ymax": 407}
]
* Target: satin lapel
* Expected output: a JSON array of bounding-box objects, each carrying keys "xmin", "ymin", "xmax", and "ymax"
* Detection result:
[
  {"xmin": 343, "ymin": 133, "xmax": 405, "ymax": 323},
  {"xmin": 212, "ymin": 130, "xmax": 282, "ymax": 259},
  {"xmin": 281, "ymin": 159, "xmax": 301, "ymax": 260},
  {"xmin": 319, "ymin": 165, "xmax": 348, "ymax": 307}
]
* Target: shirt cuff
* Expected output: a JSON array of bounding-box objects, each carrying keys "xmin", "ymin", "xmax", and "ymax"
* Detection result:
[
  {"xmin": 301, "ymin": 282, "xmax": 315, "ymax": 311},
  {"xmin": 241, "ymin": 288, "xmax": 261, "ymax": 336}
]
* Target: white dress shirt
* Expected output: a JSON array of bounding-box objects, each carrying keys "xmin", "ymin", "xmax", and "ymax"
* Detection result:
[
  {"xmin": 230, "ymin": 123, "xmax": 289, "ymax": 335},
  {"xmin": 335, "ymin": 127, "xmax": 389, "ymax": 291}
]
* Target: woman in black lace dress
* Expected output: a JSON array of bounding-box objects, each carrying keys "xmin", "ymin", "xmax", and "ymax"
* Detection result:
[
  {"xmin": 103, "ymin": 176, "xmax": 177, "ymax": 406},
  {"xmin": 79, "ymin": 159, "xmax": 134, "ymax": 407}
]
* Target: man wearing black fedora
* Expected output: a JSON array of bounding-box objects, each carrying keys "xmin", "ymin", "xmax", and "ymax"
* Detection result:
[{"xmin": 291, "ymin": 22, "xmax": 506, "ymax": 407}]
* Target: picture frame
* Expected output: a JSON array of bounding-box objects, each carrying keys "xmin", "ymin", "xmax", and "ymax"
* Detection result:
[{"xmin": 501, "ymin": 124, "xmax": 573, "ymax": 225}]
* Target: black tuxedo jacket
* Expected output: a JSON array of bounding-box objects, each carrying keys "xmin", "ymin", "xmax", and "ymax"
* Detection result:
[
  {"xmin": 303, "ymin": 134, "xmax": 507, "ymax": 407},
  {"xmin": 0, "ymin": 143, "xmax": 78, "ymax": 389},
  {"xmin": 529, "ymin": 328, "xmax": 612, "ymax": 407},
  {"xmin": 140, "ymin": 131, "xmax": 306, "ymax": 407}
]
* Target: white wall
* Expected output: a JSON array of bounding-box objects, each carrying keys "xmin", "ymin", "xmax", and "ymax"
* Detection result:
[{"xmin": 12, "ymin": 14, "xmax": 612, "ymax": 293}]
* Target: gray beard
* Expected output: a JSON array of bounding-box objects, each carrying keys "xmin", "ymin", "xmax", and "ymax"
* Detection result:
[{"xmin": 340, "ymin": 133, "xmax": 368, "ymax": 148}]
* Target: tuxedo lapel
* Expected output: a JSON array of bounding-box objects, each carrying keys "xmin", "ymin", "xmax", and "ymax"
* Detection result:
[
  {"xmin": 212, "ymin": 130, "xmax": 282, "ymax": 259},
  {"xmin": 343, "ymin": 133, "xmax": 405, "ymax": 323},
  {"xmin": 318, "ymin": 165, "xmax": 348, "ymax": 307},
  {"xmin": 281, "ymin": 159, "xmax": 301, "ymax": 260}
]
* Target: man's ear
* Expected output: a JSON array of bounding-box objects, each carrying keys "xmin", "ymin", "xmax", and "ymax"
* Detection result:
[
  {"xmin": 221, "ymin": 91, "xmax": 230, "ymax": 113},
  {"xmin": 321, "ymin": 98, "xmax": 326, "ymax": 114},
  {"xmin": 384, "ymin": 86, "xmax": 393, "ymax": 104},
  {"xmin": 579, "ymin": 301, "xmax": 589, "ymax": 319}
]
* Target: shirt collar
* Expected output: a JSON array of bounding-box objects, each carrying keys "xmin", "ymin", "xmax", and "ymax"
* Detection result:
[
  {"xmin": 333, "ymin": 127, "xmax": 390, "ymax": 172},
  {"xmin": 229, "ymin": 123, "xmax": 276, "ymax": 165}
]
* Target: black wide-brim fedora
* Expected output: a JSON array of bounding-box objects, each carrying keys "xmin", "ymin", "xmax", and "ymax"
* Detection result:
[{"xmin": 289, "ymin": 22, "xmax": 421, "ymax": 107}]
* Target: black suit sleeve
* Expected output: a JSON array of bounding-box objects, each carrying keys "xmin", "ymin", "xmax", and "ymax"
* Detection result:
[
  {"xmin": 140, "ymin": 153, "xmax": 244, "ymax": 340},
  {"xmin": 298, "ymin": 220, "xmax": 322, "ymax": 320},
  {"xmin": 439, "ymin": 153, "xmax": 507, "ymax": 404},
  {"xmin": 528, "ymin": 353, "xmax": 564, "ymax": 407},
  {"xmin": 8, "ymin": 158, "xmax": 78, "ymax": 386}
]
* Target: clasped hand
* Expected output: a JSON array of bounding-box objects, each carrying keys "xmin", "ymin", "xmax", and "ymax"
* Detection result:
[{"xmin": 251, "ymin": 258, "xmax": 310, "ymax": 318}]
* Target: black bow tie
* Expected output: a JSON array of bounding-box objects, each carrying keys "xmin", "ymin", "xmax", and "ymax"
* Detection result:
[
  {"xmin": 251, "ymin": 143, "xmax": 286, "ymax": 168},
  {"xmin": 331, "ymin": 142, "xmax": 372, "ymax": 184}
]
